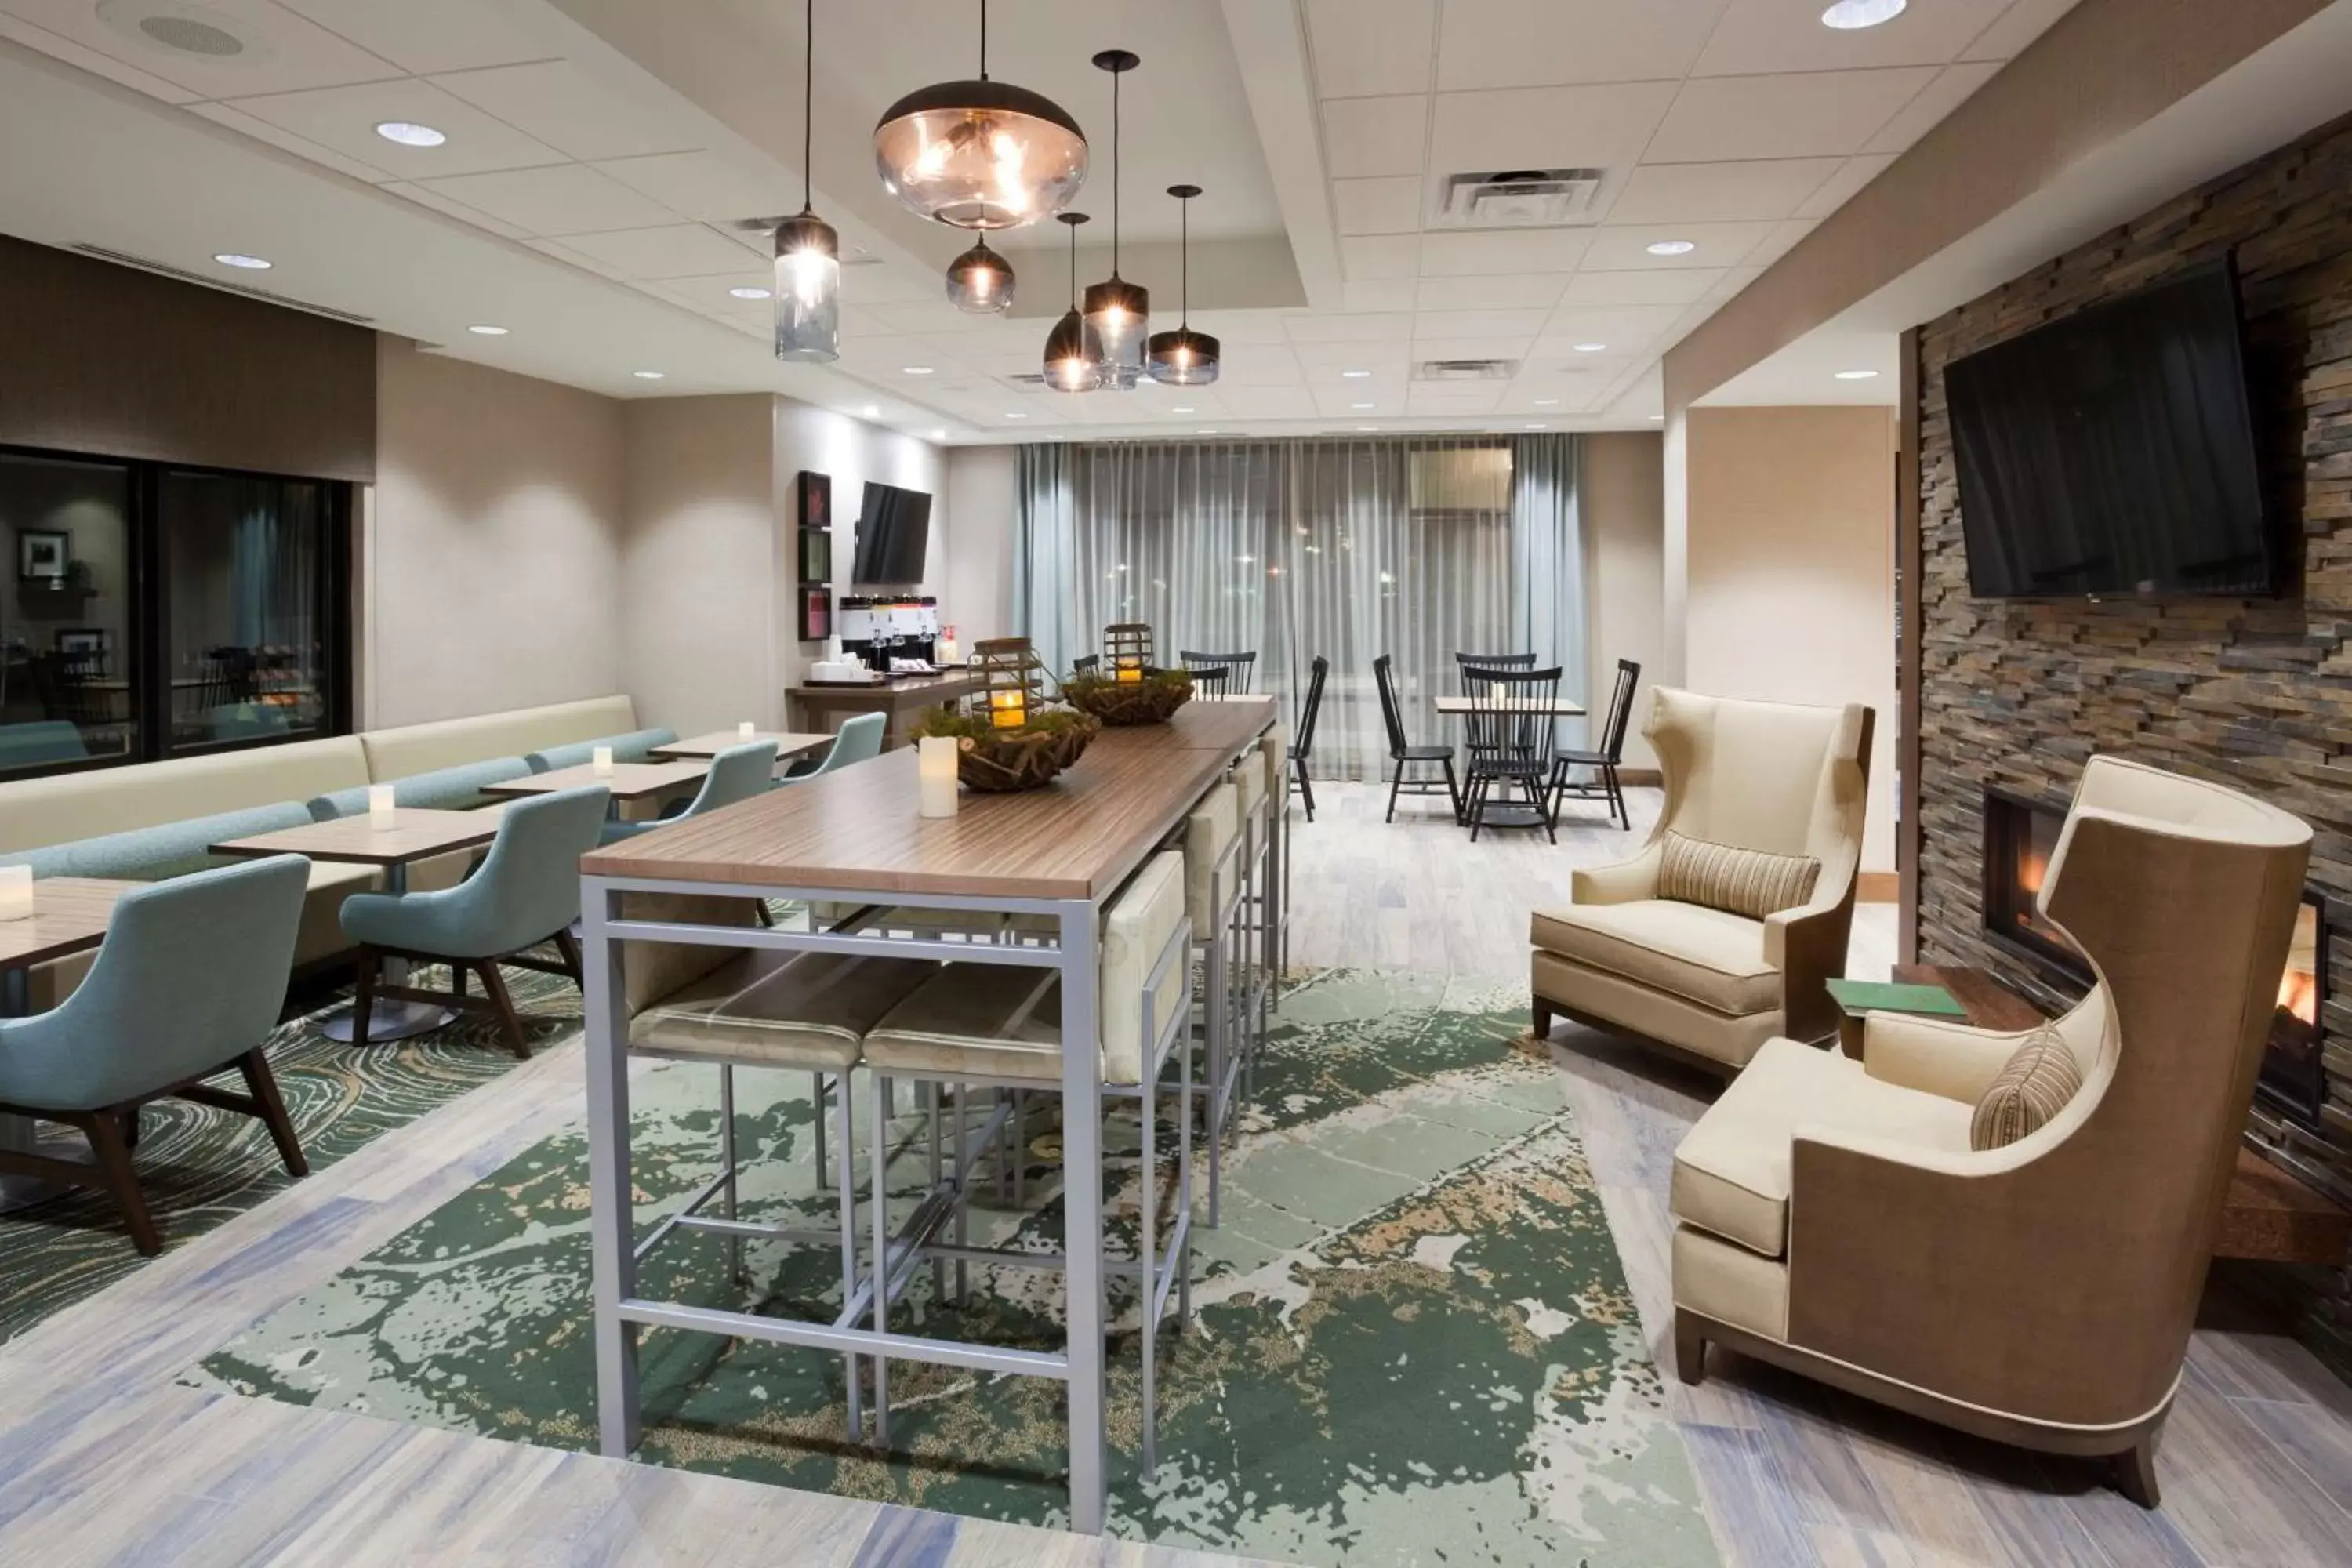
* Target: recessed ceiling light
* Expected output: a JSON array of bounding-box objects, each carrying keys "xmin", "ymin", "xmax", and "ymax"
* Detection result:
[
  {"xmin": 1171, "ymin": 406, "xmax": 1195, "ymax": 413},
  {"xmin": 1525, "ymin": 423, "xmax": 1548, "ymax": 430},
  {"xmin": 902, "ymin": 366, "xmax": 934, "ymax": 376},
  {"xmin": 1821, "ymin": 0, "xmax": 1907, "ymax": 30},
  {"xmin": 633, "ymin": 370, "xmax": 666, "ymax": 380},
  {"xmin": 1835, "ymin": 368, "xmax": 1882, "ymax": 380},
  {"xmin": 212, "ymin": 252, "xmax": 270, "ymax": 270},
  {"xmin": 1573, "ymin": 342, "xmax": 1607, "ymax": 354},
  {"xmin": 1197, "ymin": 428, "xmax": 1219, "ymax": 434},
  {"xmin": 729, "ymin": 285, "xmax": 772, "ymax": 300},
  {"xmin": 930, "ymin": 429, "xmax": 948, "ymax": 440},
  {"xmin": 1341, "ymin": 368, "xmax": 1372, "ymax": 379},
  {"xmin": 374, "ymin": 121, "xmax": 447, "ymax": 148},
  {"xmin": 1356, "ymin": 426, "xmax": 1377, "ymax": 432},
  {"xmin": 1646, "ymin": 240, "xmax": 1697, "ymax": 257},
  {"xmin": 1650, "ymin": 414, "xmax": 1664, "ymax": 422},
  {"xmin": 859, "ymin": 404, "xmax": 880, "ymax": 417},
  {"xmin": 1004, "ymin": 412, "xmax": 1029, "ymax": 419},
  {"xmin": 1534, "ymin": 398, "xmax": 1559, "ymax": 406},
  {"xmin": 1350, "ymin": 401, "xmax": 1374, "ymax": 410},
  {"xmin": 466, "ymin": 324, "xmax": 508, "ymax": 336}
]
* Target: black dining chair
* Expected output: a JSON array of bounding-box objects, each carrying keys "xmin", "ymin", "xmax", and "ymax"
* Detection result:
[
  {"xmin": 1460, "ymin": 664, "xmax": 1563, "ymax": 844},
  {"xmin": 1182, "ymin": 649, "xmax": 1257, "ymax": 694},
  {"xmin": 1290, "ymin": 655, "xmax": 1327, "ymax": 822},
  {"xmin": 1551, "ymin": 658, "xmax": 1641, "ymax": 830},
  {"xmin": 1070, "ymin": 654, "xmax": 1100, "ymax": 678},
  {"xmin": 1374, "ymin": 655, "xmax": 1461, "ymax": 825},
  {"xmin": 1456, "ymin": 651, "xmax": 1536, "ymax": 673}
]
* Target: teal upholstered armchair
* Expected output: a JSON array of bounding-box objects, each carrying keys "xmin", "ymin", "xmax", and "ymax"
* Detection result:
[
  {"xmin": 0, "ymin": 855, "xmax": 311, "ymax": 1254},
  {"xmin": 339, "ymin": 786, "xmax": 608, "ymax": 1058},
  {"xmin": 780, "ymin": 712, "xmax": 884, "ymax": 786},
  {"xmin": 601, "ymin": 739, "xmax": 776, "ymax": 846}
]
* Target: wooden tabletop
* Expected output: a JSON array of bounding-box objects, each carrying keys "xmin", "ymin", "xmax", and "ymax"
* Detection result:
[
  {"xmin": 212, "ymin": 806, "xmax": 509, "ymax": 867},
  {"xmin": 583, "ymin": 701, "xmax": 1275, "ymax": 901},
  {"xmin": 1101, "ymin": 696, "xmax": 1278, "ymax": 754},
  {"xmin": 0, "ymin": 878, "xmax": 138, "ymax": 970},
  {"xmin": 482, "ymin": 760, "xmax": 708, "ymax": 801},
  {"xmin": 1433, "ymin": 695, "xmax": 1588, "ymax": 717},
  {"xmin": 650, "ymin": 731, "xmax": 834, "ymax": 761}
]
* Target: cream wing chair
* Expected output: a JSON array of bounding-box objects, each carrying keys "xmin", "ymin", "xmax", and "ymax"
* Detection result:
[
  {"xmin": 1530, "ymin": 688, "xmax": 1875, "ymax": 1073},
  {"xmin": 1671, "ymin": 756, "xmax": 2311, "ymax": 1505}
]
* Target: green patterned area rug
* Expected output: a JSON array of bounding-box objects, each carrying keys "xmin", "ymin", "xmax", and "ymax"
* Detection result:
[
  {"xmin": 189, "ymin": 967, "xmax": 1718, "ymax": 1568},
  {"xmin": 0, "ymin": 965, "xmax": 573, "ymax": 1345}
]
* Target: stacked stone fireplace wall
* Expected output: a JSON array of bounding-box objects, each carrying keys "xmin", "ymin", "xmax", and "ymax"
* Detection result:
[{"xmin": 1915, "ymin": 108, "xmax": 2352, "ymax": 1374}]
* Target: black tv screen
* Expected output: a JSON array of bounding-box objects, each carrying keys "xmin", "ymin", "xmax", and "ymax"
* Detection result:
[
  {"xmin": 850, "ymin": 482, "xmax": 931, "ymax": 585},
  {"xmin": 1947, "ymin": 258, "xmax": 2273, "ymax": 598}
]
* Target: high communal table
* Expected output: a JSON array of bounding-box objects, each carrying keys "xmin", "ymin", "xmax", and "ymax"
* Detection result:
[
  {"xmin": 576, "ymin": 695, "xmax": 1276, "ymax": 1534},
  {"xmin": 1, "ymin": 878, "xmax": 136, "ymax": 1210}
]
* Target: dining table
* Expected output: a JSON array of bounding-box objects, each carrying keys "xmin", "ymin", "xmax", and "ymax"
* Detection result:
[
  {"xmin": 0, "ymin": 877, "xmax": 138, "ymax": 1210},
  {"xmin": 575, "ymin": 693, "xmax": 1278, "ymax": 1534},
  {"xmin": 648, "ymin": 730, "xmax": 835, "ymax": 768},
  {"xmin": 481, "ymin": 760, "xmax": 710, "ymax": 810}
]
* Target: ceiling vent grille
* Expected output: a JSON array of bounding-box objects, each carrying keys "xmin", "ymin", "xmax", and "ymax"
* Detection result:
[
  {"xmin": 1434, "ymin": 168, "xmax": 1602, "ymax": 229},
  {"xmin": 1414, "ymin": 358, "xmax": 1517, "ymax": 382},
  {"xmin": 71, "ymin": 245, "xmax": 377, "ymax": 326}
]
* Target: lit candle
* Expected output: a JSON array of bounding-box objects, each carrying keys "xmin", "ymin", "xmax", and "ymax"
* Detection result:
[
  {"xmin": 1116, "ymin": 660, "xmax": 1142, "ymax": 685},
  {"xmin": 918, "ymin": 736, "xmax": 960, "ymax": 818},
  {"xmin": 938, "ymin": 626, "xmax": 960, "ymax": 664},
  {"xmin": 737, "ymin": 721, "xmax": 757, "ymax": 740},
  {"xmin": 593, "ymin": 746, "xmax": 615, "ymax": 777},
  {"xmin": 989, "ymin": 688, "xmax": 1026, "ymax": 730},
  {"xmin": 0, "ymin": 865, "xmax": 30, "ymax": 923},
  {"xmin": 368, "ymin": 782, "xmax": 397, "ymax": 832}
]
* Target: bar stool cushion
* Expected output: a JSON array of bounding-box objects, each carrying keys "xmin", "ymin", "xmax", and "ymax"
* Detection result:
[
  {"xmin": 1184, "ymin": 782, "xmax": 1240, "ymax": 934},
  {"xmin": 1261, "ymin": 724, "xmax": 1289, "ymax": 804},
  {"xmin": 633, "ymin": 949, "xmax": 941, "ymax": 1070},
  {"xmin": 1232, "ymin": 746, "xmax": 1267, "ymax": 822}
]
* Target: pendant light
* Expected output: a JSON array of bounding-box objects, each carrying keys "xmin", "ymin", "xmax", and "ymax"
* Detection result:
[
  {"xmin": 774, "ymin": 0, "xmax": 839, "ymax": 362},
  {"xmin": 1044, "ymin": 212, "xmax": 1104, "ymax": 393},
  {"xmin": 1146, "ymin": 184, "xmax": 1219, "ymax": 386},
  {"xmin": 946, "ymin": 234, "xmax": 1014, "ymax": 313},
  {"xmin": 874, "ymin": 0, "xmax": 1087, "ymax": 230},
  {"xmin": 1081, "ymin": 50, "xmax": 1148, "ymax": 390}
]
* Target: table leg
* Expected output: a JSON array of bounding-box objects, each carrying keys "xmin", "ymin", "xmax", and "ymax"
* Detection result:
[
  {"xmin": 1057, "ymin": 896, "xmax": 1106, "ymax": 1534},
  {"xmin": 583, "ymin": 877, "xmax": 642, "ymax": 1456},
  {"xmin": 321, "ymin": 862, "xmax": 456, "ymax": 1044}
]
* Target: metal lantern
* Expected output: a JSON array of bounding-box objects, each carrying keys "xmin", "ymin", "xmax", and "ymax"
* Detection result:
[
  {"xmin": 1104, "ymin": 622, "xmax": 1153, "ymax": 684},
  {"xmin": 973, "ymin": 636, "xmax": 1048, "ymax": 729}
]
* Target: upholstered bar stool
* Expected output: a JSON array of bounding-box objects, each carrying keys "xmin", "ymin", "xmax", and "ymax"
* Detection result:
[
  {"xmin": 858, "ymin": 852, "xmax": 1196, "ymax": 1471},
  {"xmin": 1258, "ymin": 724, "xmax": 1293, "ymax": 1001},
  {"xmin": 1181, "ymin": 780, "xmax": 1245, "ymax": 1225},
  {"xmin": 1229, "ymin": 742, "xmax": 1272, "ymax": 1090},
  {"xmin": 619, "ymin": 891, "xmax": 940, "ymax": 1441}
]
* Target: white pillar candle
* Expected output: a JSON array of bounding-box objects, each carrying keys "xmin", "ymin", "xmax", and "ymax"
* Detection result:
[
  {"xmin": 593, "ymin": 746, "xmax": 615, "ymax": 778},
  {"xmin": 0, "ymin": 865, "xmax": 30, "ymax": 923},
  {"xmin": 917, "ymin": 736, "xmax": 960, "ymax": 818},
  {"xmin": 737, "ymin": 721, "xmax": 757, "ymax": 741},
  {"xmin": 368, "ymin": 782, "xmax": 397, "ymax": 831}
]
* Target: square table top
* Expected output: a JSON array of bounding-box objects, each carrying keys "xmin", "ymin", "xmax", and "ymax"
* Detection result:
[
  {"xmin": 482, "ymin": 760, "xmax": 710, "ymax": 801},
  {"xmin": 0, "ymin": 878, "xmax": 139, "ymax": 970},
  {"xmin": 212, "ymin": 806, "xmax": 509, "ymax": 867},
  {"xmin": 650, "ymin": 730, "xmax": 835, "ymax": 762},
  {"xmin": 1433, "ymin": 695, "xmax": 1588, "ymax": 717}
]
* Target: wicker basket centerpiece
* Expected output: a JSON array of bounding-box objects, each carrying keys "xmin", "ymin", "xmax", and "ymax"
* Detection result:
[
  {"xmin": 1061, "ymin": 621, "xmax": 1196, "ymax": 725},
  {"xmin": 912, "ymin": 636, "xmax": 1098, "ymax": 792}
]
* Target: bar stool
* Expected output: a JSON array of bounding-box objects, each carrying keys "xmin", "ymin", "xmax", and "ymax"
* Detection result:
[
  {"xmin": 857, "ymin": 852, "xmax": 1196, "ymax": 1472},
  {"xmin": 1180, "ymin": 780, "xmax": 1245, "ymax": 1226},
  {"xmin": 1255, "ymin": 724, "xmax": 1291, "ymax": 1007},
  {"xmin": 1230, "ymin": 743, "xmax": 1272, "ymax": 1096}
]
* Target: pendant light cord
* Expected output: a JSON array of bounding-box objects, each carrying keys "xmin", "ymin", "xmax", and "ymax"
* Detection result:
[
  {"xmin": 1180, "ymin": 193, "xmax": 1189, "ymax": 324},
  {"xmin": 800, "ymin": 0, "xmax": 814, "ymax": 214},
  {"xmin": 978, "ymin": 0, "xmax": 988, "ymax": 80},
  {"xmin": 1111, "ymin": 67, "xmax": 1122, "ymax": 275}
]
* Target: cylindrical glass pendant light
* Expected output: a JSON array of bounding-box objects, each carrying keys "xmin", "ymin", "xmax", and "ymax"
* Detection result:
[
  {"xmin": 875, "ymin": 0, "xmax": 1087, "ymax": 230},
  {"xmin": 1081, "ymin": 50, "xmax": 1148, "ymax": 390},
  {"xmin": 946, "ymin": 234, "xmax": 1014, "ymax": 313},
  {"xmin": 775, "ymin": 0, "xmax": 839, "ymax": 362},
  {"xmin": 1044, "ymin": 212, "xmax": 1103, "ymax": 393},
  {"xmin": 1147, "ymin": 183, "xmax": 1220, "ymax": 386}
]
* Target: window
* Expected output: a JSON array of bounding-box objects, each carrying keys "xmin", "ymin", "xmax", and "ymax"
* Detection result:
[{"xmin": 0, "ymin": 445, "xmax": 351, "ymax": 781}]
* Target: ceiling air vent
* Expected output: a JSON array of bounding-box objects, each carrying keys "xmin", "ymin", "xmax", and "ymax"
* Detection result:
[
  {"xmin": 1414, "ymin": 358, "xmax": 1518, "ymax": 382},
  {"xmin": 1434, "ymin": 168, "xmax": 1602, "ymax": 229},
  {"xmin": 71, "ymin": 245, "xmax": 377, "ymax": 326}
]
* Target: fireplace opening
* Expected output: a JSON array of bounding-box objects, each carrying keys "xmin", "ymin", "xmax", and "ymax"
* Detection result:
[{"xmin": 2259, "ymin": 889, "xmax": 2328, "ymax": 1126}]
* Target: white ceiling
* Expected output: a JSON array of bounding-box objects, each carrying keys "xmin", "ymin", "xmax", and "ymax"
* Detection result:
[{"xmin": 0, "ymin": 0, "xmax": 2084, "ymax": 441}]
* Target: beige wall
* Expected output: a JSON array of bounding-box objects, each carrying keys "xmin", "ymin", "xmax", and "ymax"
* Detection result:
[
  {"xmin": 1686, "ymin": 406, "xmax": 1897, "ymax": 871},
  {"xmin": 1581, "ymin": 433, "xmax": 1666, "ymax": 772},
  {"xmin": 365, "ymin": 340, "xmax": 625, "ymax": 729},
  {"xmin": 942, "ymin": 444, "xmax": 1018, "ymax": 644}
]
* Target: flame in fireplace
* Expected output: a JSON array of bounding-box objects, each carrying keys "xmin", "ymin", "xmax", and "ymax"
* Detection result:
[{"xmin": 2280, "ymin": 965, "xmax": 2318, "ymax": 1025}]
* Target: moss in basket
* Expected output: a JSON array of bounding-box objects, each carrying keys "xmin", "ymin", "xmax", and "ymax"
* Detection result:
[
  {"xmin": 1062, "ymin": 668, "xmax": 1192, "ymax": 699},
  {"xmin": 912, "ymin": 708, "xmax": 1096, "ymax": 743}
]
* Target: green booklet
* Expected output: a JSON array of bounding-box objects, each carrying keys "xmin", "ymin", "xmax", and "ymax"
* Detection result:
[{"xmin": 1824, "ymin": 978, "xmax": 1970, "ymax": 1018}]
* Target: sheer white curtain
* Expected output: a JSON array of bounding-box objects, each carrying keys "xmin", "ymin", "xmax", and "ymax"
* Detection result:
[{"xmin": 1014, "ymin": 434, "xmax": 1583, "ymax": 782}]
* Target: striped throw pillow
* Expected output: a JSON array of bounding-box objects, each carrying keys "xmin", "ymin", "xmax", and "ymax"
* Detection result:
[
  {"xmin": 1656, "ymin": 831, "xmax": 1822, "ymax": 920},
  {"xmin": 1970, "ymin": 1024, "xmax": 2084, "ymax": 1151}
]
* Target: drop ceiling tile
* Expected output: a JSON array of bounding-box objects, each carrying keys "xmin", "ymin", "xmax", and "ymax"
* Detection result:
[
  {"xmin": 1320, "ymin": 95, "xmax": 1428, "ymax": 180},
  {"xmin": 1793, "ymin": 153, "xmax": 1897, "ymax": 219},
  {"xmin": 1743, "ymin": 217, "xmax": 1819, "ymax": 270},
  {"xmin": 839, "ymin": 264, "xmax": 946, "ymax": 306},
  {"xmin": 1864, "ymin": 60, "xmax": 2002, "ymax": 154},
  {"xmin": 1284, "ymin": 313, "xmax": 1414, "ymax": 343},
  {"xmin": 1344, "ymin": 278, "xmax": 1419, "ymax": 312},
  {"xmin": 1428, "ymin": 82, "xmax": 1677, "ymax": 175},
  {"xmin": 1560, "ymin": 268, "xmax": 1727, "ymax": 305},
  {"xmin": 558, "ymin": 223, "xmax": 756, "ymax": 278},
  {"xmin": 1436, "ymin": 0, "xmax": 1730, "ymax": 91},
  {"xmin": 1962, "ymin": 0, "xmax": 2081, "ymax": 61},
  {"xmin": 1416, "ymin": 228, "xmax": 1593, "ymax": 276},
  {"xmin": 1581, "ymin": 221, "xmax": 1777, "ymax": 270},
  {"xmin": 1332, "ymin": 176, "xmax": 1423, "ymax": 236},
  {"xmin": 1604, "ymin": 158, "xmax": 1842, "ymax": 225},
  {"xmin": 1304, "ymin": 0, "xmax": 1436, "ymax": 98},
  {"xmin": 1, "ymin": 0, "xmax": 399, "ymax": 96},
  {"xmin": 184, "ymin": 99, "xmax": 401, "ymax": 183},
  {"xmin": 416, "ymin": 165, "xmax": 681, "ymax": 234},
  {"xmin": 1220, "ymin": 386, "xmax": 1321, "ymax": 418},
  {"xmin": 1212, "ymin": 351, "xmax": 1308, "ymax": 387},
  {"xmin": 430, "ymin": 59, "xmax": 699, "ymax": 162},
  {"xmin": 1341, "ymin": 234, "xmax": 1423, "ymax": 281},
  {"xmin": 1693, "ymin": 0, "xmax": 2012, "ymax": 76},
  {"xmin": 1186, "ymin": 312, "xmax": 1305, "ymax": 346},
  {"xmin": 1541, "ymin": 303, "xmax": 1688, "ymax": 343},
  {"xmin": 277, "ymin": 0, "xmax": 550, "ymax": 74},
  {"xmin": 380, "ymin": 180, "xmax": 532, "ymax": 239},
  {"xmin": 1405, "ymin": 383, "xmax": 1504, "ymax": 415},
  {"xmin": 1645, "ymin": 69, "xmax": 1940, "ymax": 162},
  {"xmin": 522, "ymin": 236, "xmax": 629, "ymax": 283},
  {"xmin": 1290, "ymin": 340, "xmax": 1412, "ymax": 373},
  {"xmin": 0, "ymin": 12, "xmax": 197, "ymax": 101},
  {"xmin": 1408, "ymin": 336, "xmax": 1537, "ymax": 364},
  {"xmin": 216, "ymin": 78, "xmax": 568, "ymax": 178},
  {"xmin": 862, "ymin": 302, "xmax": 985, "ymax": 336},
  {"xmin": 593, "ymin": 151, "xmax": 795, "ymax": 223},
  {"xmin": 1413, "ymin": 275, "xmax": 1563, "ymax": 312}
]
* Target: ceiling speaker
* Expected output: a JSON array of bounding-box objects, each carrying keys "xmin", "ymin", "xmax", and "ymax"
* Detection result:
[{"xmin": 96, "ymin": 1, "xmax": 274, "ymax": 64}]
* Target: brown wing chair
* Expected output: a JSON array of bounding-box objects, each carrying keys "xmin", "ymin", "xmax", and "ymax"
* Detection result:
[{"xmin": 1670, "ymin": 755, "xmax": 2312, "ymax": 1504}]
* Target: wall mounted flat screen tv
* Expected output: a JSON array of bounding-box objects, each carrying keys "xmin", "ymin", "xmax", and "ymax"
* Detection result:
[
  {"xmin": 1947, "ymin": 257, "xmax": 2274, "ymax": 598},
  {"xmin": 850, "ymin": 481, "xmax": 931, "ymax": 585}
]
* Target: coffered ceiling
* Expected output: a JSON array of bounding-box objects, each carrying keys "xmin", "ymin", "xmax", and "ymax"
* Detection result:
[{"xmin": 0, "ymin": 0, "xmax": 2082, "ymax": 441}]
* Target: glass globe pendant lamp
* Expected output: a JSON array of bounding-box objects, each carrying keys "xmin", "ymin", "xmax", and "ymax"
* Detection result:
[
  {"xmin": 775, "ymin": 0, "xmax": 839, "ymax": 361},
  {"xmin": 946, "ymin": 233, "xmax": 1014, "ymax": 314},
  {"xmin": 1081, "ymin": 50, "xmax": 1148, "ymax": 390},
  {"xmin": 1044, "ymin": 212, "xmax": 1104, "ymax": 393},
  {"xmin": 1146, "ymin": 183, "xmax": 1219, "ymax": 386},
  {"xmin": 874, "ymin": 0, "xmax": 1087, "ymax": 230}
]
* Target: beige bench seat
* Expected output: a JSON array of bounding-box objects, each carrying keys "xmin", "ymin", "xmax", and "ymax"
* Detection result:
[{"xmin": 632, "ymin": 949, "xmax": 940, "ymax": 1070}]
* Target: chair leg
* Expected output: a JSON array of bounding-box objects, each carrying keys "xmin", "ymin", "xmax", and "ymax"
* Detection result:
[
  {"xmin": 1674, "ymin": 1309, "xmax": 1706, "ymax": 1386},
  {"xmin": 720, "ymin": 1063, "xmax": 742, "ymax": 1287},
  {"xmin": 553, "ymin": 928, "xmax": 584, "ymax": 987},
  {"xmin": 450, "ymin": 963, "xmax": 467, "ymax": 1000},
  {"xmin": 1608, "ymin": 763, "xmax": 1629, "ymax": 831},
  {"xmin": 2114, "ymin": 1427, "xmax": 2162, "ymax": 1508},
  {"xmin": 120, "ymin": 1106, "xmax": 141, "ymax": 1152},
  {"xmin": 1532, "ymin": 997, "xmax": 1553, "ymax": 1043},
  {"xmin": 350, "ymin": 949, "xmax": 380, "ymax": 1049},
  {"xmin": 868, "ymin": 1067, "xmax": 892, "ymax": 1449},
  {"xmin": 835, "ymin": 1069, "xmax": 863, "ymax": 1443},
  {"xmin": 812, "ymin": 1071, "xmax": 831, "ymax": 1190},
  {"xmin": 475, "ymin": 961, "xmax": 532, "ymax": 1060},
  {"xmin": 1295, "ymin": 760, "xmax": 1316, "ymax": 822},
  {"xmin": 1442, "ymin": 758, "xmax": 1464, "ymax": 824},
  {"xmin": 1385, "ymin": 764, "xmax": 1404, "ymax": 824},
  {"xmin": 83, "ymin": 1109, "xmax": 161, "ymax": 1257},
  {"xmin": 238, "ymin": 1047, "xmax": 309, "ymax": 1178}
]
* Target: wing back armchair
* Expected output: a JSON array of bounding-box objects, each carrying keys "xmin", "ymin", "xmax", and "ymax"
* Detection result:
[
  {"xmin": 1670, "ymin": 755, "xmax": 2311, "ymax": 1504},
  {"xmin": 1530, "ymin": 688, "xmax": 1875, "ymax": 1072}
]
